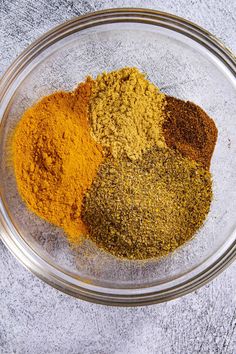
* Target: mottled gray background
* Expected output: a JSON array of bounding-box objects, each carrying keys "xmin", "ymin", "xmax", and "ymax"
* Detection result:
[{"xmin": 0, "ymin": 1, "xmax": 236, "ymax": 353}]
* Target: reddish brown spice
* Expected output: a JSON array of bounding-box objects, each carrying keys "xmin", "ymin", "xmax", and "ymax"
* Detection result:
[{"xmin": 163, "ymin": 96, "xmax": 218, "ymax": 169}]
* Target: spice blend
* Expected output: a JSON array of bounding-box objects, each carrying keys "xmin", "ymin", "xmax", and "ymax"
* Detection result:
[{"xmin": 12, "ymin": 67, "xmax": 218, "ymax": 260}]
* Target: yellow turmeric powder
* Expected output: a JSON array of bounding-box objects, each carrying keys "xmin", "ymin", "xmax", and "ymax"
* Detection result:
[{"xmin": 12, "ymin": 78, "xmax": 104, "ymax": 243}]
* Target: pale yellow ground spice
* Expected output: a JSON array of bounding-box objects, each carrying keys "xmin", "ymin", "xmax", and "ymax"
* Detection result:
[{"xmin": 89, "ymin": 67, "xmax": 166, "ymax": 160}]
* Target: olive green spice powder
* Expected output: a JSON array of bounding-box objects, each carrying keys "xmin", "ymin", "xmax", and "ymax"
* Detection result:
[{"xmin": 82, "ymin": 147, "xmax": 212, "ymax": 260}]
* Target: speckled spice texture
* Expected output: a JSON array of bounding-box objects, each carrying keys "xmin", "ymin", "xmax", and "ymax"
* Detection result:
[{"xmin": 0, "ymin": 0, "xmax": 236, "ymax": 353}]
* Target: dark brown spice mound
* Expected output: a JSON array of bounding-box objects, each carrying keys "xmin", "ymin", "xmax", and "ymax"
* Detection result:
[{"xmin": 163, "ymin": 96, "xmax": 218, "ymax": 169}]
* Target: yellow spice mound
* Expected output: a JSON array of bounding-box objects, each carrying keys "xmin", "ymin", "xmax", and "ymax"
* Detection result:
[
  {"xmin": 12, "ymin": 79, "xmax": 104, "ymax": 243},
  {"xmin": 90, "ymin": 67, "xmax": 166, "ymax": 160}
]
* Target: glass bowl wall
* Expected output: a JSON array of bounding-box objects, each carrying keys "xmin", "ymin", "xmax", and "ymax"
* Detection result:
[{"xmin": 0, "ymin": 9, "xmax": 236, "ymax": 305}]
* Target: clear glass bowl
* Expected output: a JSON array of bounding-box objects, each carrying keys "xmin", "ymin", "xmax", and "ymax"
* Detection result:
[{"xmin": 0, "ymin": 9, "xmax": 236, "ymax": 306}]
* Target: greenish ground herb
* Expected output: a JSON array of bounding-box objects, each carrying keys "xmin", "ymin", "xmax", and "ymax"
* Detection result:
[{"xmin": 82, "ymin": 147, "xmax": 212, "ymax": 260}]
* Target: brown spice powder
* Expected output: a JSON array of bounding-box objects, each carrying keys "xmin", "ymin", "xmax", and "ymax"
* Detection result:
[{"xmin": 163, "ymin": 96, "xmax": 218, "ymax": 169}]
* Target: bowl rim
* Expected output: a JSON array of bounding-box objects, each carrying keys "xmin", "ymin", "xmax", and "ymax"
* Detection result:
[{"xmin": 0, "ymin": 8, "xmax": 236, "ymax": 306}]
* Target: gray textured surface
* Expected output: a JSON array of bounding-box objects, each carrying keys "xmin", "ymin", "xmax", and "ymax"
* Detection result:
[{"xmin": 0, "ymin": 1, "xmax": 236, "ymax": 353}]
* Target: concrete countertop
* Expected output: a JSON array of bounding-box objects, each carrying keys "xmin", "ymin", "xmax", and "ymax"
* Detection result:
[{"xmin": 0, "ymin": 1, "xmax": 235, "ymax": 353}]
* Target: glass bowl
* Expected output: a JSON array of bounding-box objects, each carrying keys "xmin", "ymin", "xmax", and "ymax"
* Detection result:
[{"xmin": 0, "ymin": 9, "xmax": 236, "ymax": 306}]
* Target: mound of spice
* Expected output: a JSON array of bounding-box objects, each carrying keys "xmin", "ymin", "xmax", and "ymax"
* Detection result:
[
  {"xmin": 90, "ymin": 67, "xmax": 166, "ymax": 160},
  {"xmin": 82, "ymin": 147, "xmax": 212, "ymax": 260},
  {"xmin": 12, "ymin": 78, "xmax": 104, "ymax": 243},
  {"xmin": 163, "ymin": 96, "xmax": 218, "ymax": 169}
]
